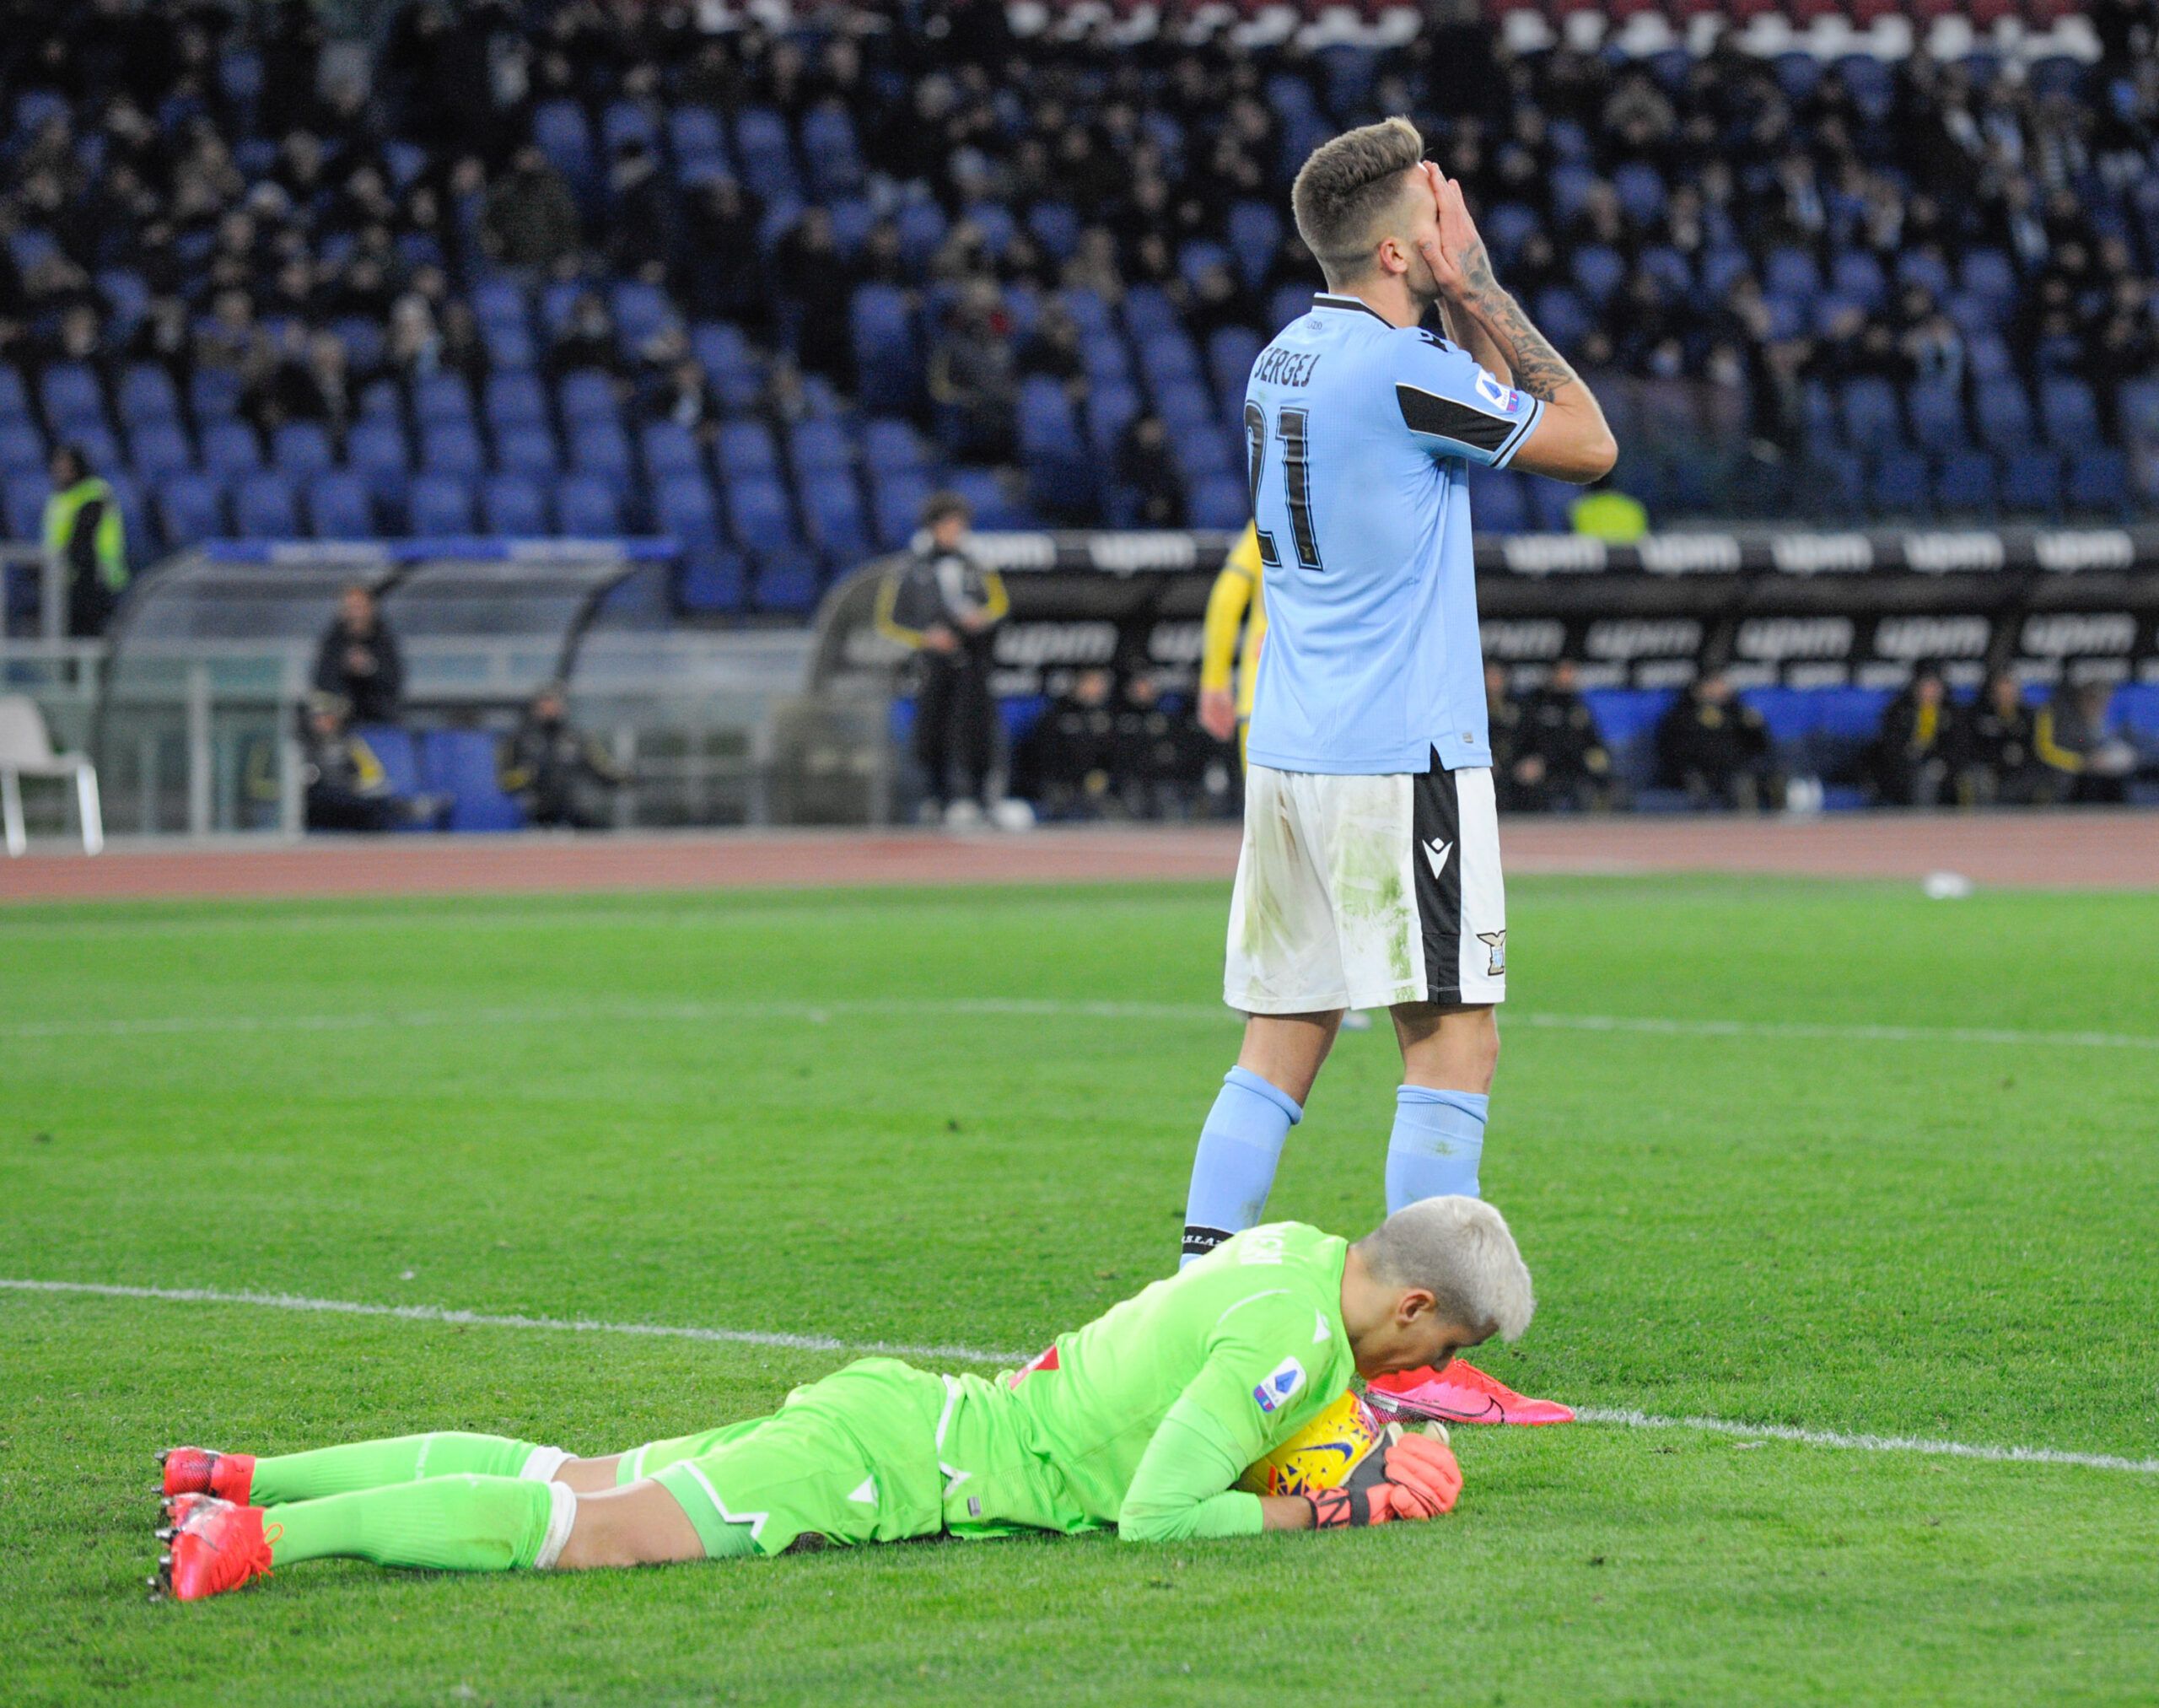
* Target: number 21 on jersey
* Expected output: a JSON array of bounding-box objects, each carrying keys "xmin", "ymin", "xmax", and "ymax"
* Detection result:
[{"xmin": 1243, "ymin": 401, "xmax": 1325, "ymax": 574}]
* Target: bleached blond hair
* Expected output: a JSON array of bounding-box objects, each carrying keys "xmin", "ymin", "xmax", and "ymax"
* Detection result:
[{"xmin": 1357, "ymin": 1195, "xmax": 1535, "ymax": 1343}]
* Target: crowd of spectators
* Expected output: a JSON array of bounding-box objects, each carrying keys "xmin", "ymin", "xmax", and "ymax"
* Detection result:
[{"xmin": 0, "ymin": 0, "xmax": 2156, "ymax": 613}]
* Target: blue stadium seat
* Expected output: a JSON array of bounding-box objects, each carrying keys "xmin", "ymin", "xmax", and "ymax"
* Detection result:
[
  {"xmin": 1997, "ymin": 450, "xmax": 2062, "ymax": 516},
  {"xmin": 128, "ymin": 419, "xmax": 191, "ymax": 479},
  {"xmin": 481, "ymin": 319, "xmax": 536, "ymax": 371},
  {"xmin": 753, "ymin": 554, "xmax": 822, "ymax": 614},
  {"xmin": 234, "ymin": 472, "xmax": 298, "ymax": 538},
  {"xmin": 654, "ymin": 473, "xmax": 723, "ymax": 551},
  {"xmin": 639, "ymin": 420, "xmax": 703, "ymax": 483},
  {"xmin": 715, "ymin": 420, "xmax": 781, "ymax": 481},
  {"xmin": 556, "ymin": 474, "xmax": 622, "ymax": 536},
  {"xmin": 1958, "ymin": 249, "xmax": 2017, "ymax": 304},
  {"xmin": 0, "ymin": 418, "xmax": 43, "ymax": 474},
  {"xmin": 1896, "ymin": 250, "xmax": 1954, "ymax": 299},
  {"xmin": 801, "ymin": 101, "xmax": 863, "ymax": 197},
  {"xmin": 351, "ymin": 725, "xmax": 435, "ymax": 830},
  {"xmin": 567, "ymin": 420, "xmax": 634, "ymax": 490},
  {"xmin": 1842, "ymin": 377, "xmax": 1903, "ymax": 447},
  {"xmin": 677, "ymin": 549, "xmax": 747, "ymax": 613},
  {"xmin": 1611, "ymin": 161, "xmax": 1667, "ymax": 228},
  {"xmin": 200, "ymin": 420, "xmax": 262, "ymax": 477},
  {"xmin": 1763, "ymin": 248, "xmax": 1821, "ymax": 302},
  {"xmin": 945, "ymin": 467, "xmax": 1031, "ymax": 531},
  {"xmin": 894, "ymin": 201, "xmax": 948, "ymax": 274},
  {"xmin": 1570, "ymin": 245, "xmax": 1627, "ymax": 306},
  {"xmin": 557, "ymin": 369, "xmax": 622, "ymax": 425},
  {"xmin": 861, "ymin": 417, "xmax": 929, "ymax": 477},
  {"xmin": 117, "ymin": 364, "xmax": 180, "ymax": 423},
  {"xmin": 851, "ymin": 287, "xmax": 918, "ymax": 413},
  {"xmin": 1188, "ymin": 473, "xmax": 1248, "ymax": 531},
  {"xmin": 870, "ymin": 469, "xmax": 932, "ymax": 551},
  {"xmin": 406, "ymin": 474, "xmax": 474, "ymax": 537},
  {"xmin": 1829, "ymin": 251, "xmax": 1888, "ymax": 312},
  {"xmin": 726, "ymin": 476, "xmax": 802, "ymax": 554},
  {"xmin": 186, "ymin": 372, "xmax": 242, "ymax": 429},
  {"xmin": 271, "ymin": 422, "xmax": 336, "ymax": 480},
  {"xmin": 532, "ymin": 99, "xmax": 595, "ymax": 191},
  {"xmin": 157, "ymin": 473, "xmax": 225, "ymax": 547},
  {"xmin": 1973, "ymin": 379, "xmax": 2036, "ymax": 454},
  {"xmin": 1027, "ymin": 202, "xmax": 1082, "ymax": 264},
  {"xmin": 1870, "ymin": 450, "xmax": 1931, "ymax": 515},
  {"xmin": 344, "ymin": 418, "xmax": 411, "ymax": 499},
  {"xmin": 1524, "ymin": 477, "xmax": 1575, "ymax": 533},
  {"xmin": 601, "ymin": 98, "xmax": 658, "ymax": 157},
  {"xmin": 1463, "ymin": 465, "xmax": 1529, "ymax": 535},
  {"xmin": 412, "ymin": 372, "xmax": 474, "ymax": 426},
  {"xmin": 419, "ymin": 421, "xmax": 486, "ymax": 480},
  {"xmin": 2065, "ymin": 447, "xmax": 2129, "ymax": 516},
  {"xmin": 40, "ymin": 363, "xmax": 106, "ymax": 429},
  {"xmin": 800, "ymin": 475, "xmax": 870, "ymax": 562},
  {"xmin": 1904, "ymin": 377, "xmax": 1968, "ymax": 448},
  {"xmin": 1086, "ymin": 381, "xmax": 1142, "ymax": 461},
  {"xmin": 609, "ymin": 281, "xmax": 673, "ymax": 353},
  {"xmin": 669, "ymin": 105, "xmax": 727, "ymax": 170},
  {"xmin": 733, "ymin": 105, "xmax": 799, "ymax": 200},
  {"xmin": 306, "ymin": 472, "xmax": 372, "ymax": 539},
  {"xmin": 494, "ymin": 425, "xmax": 559, "ymax": 479},
  {"xmin": 1530, "ymin": 286, "xmax": 1594, "ymax": 353},
  {"xmin": 2119, "ymin": 377, "xmax": 2159, "ymax": 444},
  {"xmin": 0, "ymin": 366, "xmax": 28, "ymax": 419},
  {"xmin": 789, "ymin": 419, "xmax": 853, "ymax": 477},
  {"xmin": 3, "ymin": 475, "xmax": 46, "ymax": 541},
  {"xmin": 1207, "ymin": 328, "xmax": 1265, "ymax": 407},
  {"xmin": 2038, "ymin": 378, "xmax": 2102, "ymax": 450},
  {"xmin": 484, "ymin": 372, "xmax": 548, "ymax": 432},
  {"xmin": 1933, "ymin": 450, "xmax": 1996, "ymax": 515},
  {"xmin": 481, "ymin": 472, "xmax": 547, "ymax": 535},
  {"xmin": 421, "ymin": 729, "xmax": 525, "ymax": 833}
]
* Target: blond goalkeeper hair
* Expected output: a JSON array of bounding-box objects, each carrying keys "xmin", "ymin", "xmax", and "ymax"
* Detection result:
[
  {"xmin": 1357, "ymin": 1195, "xmax": 1535, "ymax": 1343},
  {"xmin": 1290, "ymin": 116, "xmax": 1427, "ymax": 288}
]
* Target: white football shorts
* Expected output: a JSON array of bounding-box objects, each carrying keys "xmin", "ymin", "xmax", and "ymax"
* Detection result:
[{"xmin": 1224, "ymin": 761, "xmax": 1506, "ymax": 1015}]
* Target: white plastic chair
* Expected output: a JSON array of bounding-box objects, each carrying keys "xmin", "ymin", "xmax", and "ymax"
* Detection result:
[{"xmin": 0, "ymin": 694, "xmax": 103, "ymax": 856}]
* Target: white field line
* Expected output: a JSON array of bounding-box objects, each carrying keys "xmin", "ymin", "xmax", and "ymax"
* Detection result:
[
  {"xmin": 0, "ymin": 996, "xmax": 2154, "ymax": 1052},
  {"xmin": 4, "ymin": 1277, "xmax": 2155, "ymax": 1478}
]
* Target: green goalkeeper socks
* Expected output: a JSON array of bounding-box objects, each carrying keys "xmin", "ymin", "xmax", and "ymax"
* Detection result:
[
  {"xmin": 267, "ymin": 1474, "xmax": 565, "ymax": 1573},
  {"xmin": 250, "ymin": 1432, "xmax": 563, "ymax": 1506}
]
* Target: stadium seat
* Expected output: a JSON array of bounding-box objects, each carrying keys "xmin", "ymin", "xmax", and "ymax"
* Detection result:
[
  {"xmin": 481, "ymin": 472, "xmax": 547, "ymax": 536},
  {"xmin": 677, "ymin": 548, "xmax": 748, "ymax": 613},
  {"xmin": 271, "ymin": 422, "xmax": 336, "ymax": 480},
  {"xmin": 557, "ymin": 369, "xmax": 622, "ymax": 425},
  {"xmin": 1974, "ymin": 380, "xmax": 2036, "ymax": 454},
  {"xmin": 556, "ymin": 474, "xmax": 622, "ymax": 536},
  {"xmin": 345, "ymin": 418, "xmax": 412, "ymax": 500},
  {"xmin": 1997, "ymin": 450, "xmax": 2062, "ymax": 516},
  {"xmin": 850, "ymin": 288, "xmax": 918, "ymax": 413},
  {"xmin": 654, "ymin": 473, "xmax": 723, "ymax": 551},
  {"xmin": 494, "ymin": 426, "xmax": 560, "ymax": 480},
  {"xmin": 733, "ymin": 105, "xmax": 799, "ymax": 201},
  {"xmin": 1932, "ymin": 450, "xmax": 1996, "ymax": 516},
  {"xmin": 412, "ymin": 373, "xmax": 475, "ymax": 426},
  {"xmin": 421, "ymin": 729, "xmax": 525, "ymax": 832},
  {"xmin": 233, "ymin": 472, "xmax": 298, "ymax": 538},
  {"xmin": 789, "ymin": 419, "xmax": 854, "ymax": 478},
  {"xmin": 157, "ymin": 473, "xmax": 226, "ymax": 548},
  {"xmin": 187, "ymin": 368, "xmax": 244, "ymax": 425},
  {"xmin": 483, "ymin": 372, "xmax": 549, "ymax": 432},
  {"xmin": 128, "ymin": 420, "xmax": 192, "ymax": 479},
  {"xmin": 752, "ymin": 553, "xmax": 823, "ymax": 614},
  {"xmin": 406, "ymin": 474, "xmax": 474, "ymax": 538},
  {"xmin": 1870, "ymin": 450, "xmax": 1931, "ymax": 515},
  {"xmin": 117, "ymin": 364, "xmax": 181, "ymax": 423},
  {"xmin": 1904, "ymin": 377, "xmax": 1968, "ymax": 448},
  {"xmin": 0, "ymin": 418, "xmax": 43, "ymax": 476},
  {"xmin": 1463, "ymin": 465, "xmax": 1530, "ymax": 535},
  {"xmin": 201, "ymin": 421, "xmax": 263, "ymax": 477},
  {"xmin": 800, "ymin": 473, "xmax": 870, "ymax": 563},
  {"xmin": 871, "ymin": 469, "xmax": 933, "ymax": 551},
  {"xmin": 39, "ymin": 364, "xmax": 106, "ymax": 430},
  {"xmin": 419, "ymin": 422, "xmax": 486, "ymax": 481},
  {"xmin": 2065, "ymin": 448, "xmax": 2130, "ymax": 517},
  {"xmin": 568, "ymin": 421, "xmax": 635, "ymax": 491},
  {"xmin": 1841, "ymin": 378, "xmax": 1903, "ymax": 448},
  {"xmin": 306, "ymin": 473, "xmax": 373, "ymax": 539},
  {"xmin": 725, "ymin": 477, "xmax": 802, "ymax": 556},
  {"xmin": 2038, "ymin": 379, "xmax": 2102, "ymax": 450},
  {"xmin": 638, "ymin": 421, "xmax": 703, "ymax": 483},
  {"xmin": 715, "ymin": 421, "xmax": 782, "ymax": 482}
]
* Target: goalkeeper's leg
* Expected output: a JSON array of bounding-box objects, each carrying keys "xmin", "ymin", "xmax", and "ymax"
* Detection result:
[{"xmin": 164, "ymin": 1431, "xmax": 598, "ymax": 1506}]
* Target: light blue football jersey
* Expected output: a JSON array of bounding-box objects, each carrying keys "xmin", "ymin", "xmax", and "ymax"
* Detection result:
[{"xmin": 1241, "ymin": 292, "xmax": 1543, "ymax": 775}]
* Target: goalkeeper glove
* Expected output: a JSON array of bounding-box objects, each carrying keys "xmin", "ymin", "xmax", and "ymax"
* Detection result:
[{"xmin": 1305, "ymin": 1426, "xmax": 1462, "ymax": 1528}]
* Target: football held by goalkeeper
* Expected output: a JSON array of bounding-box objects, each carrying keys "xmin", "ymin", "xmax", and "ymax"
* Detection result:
[{"xmin": 153, "ymin": 1196, "xmax": 1531, "ymax": 1599}]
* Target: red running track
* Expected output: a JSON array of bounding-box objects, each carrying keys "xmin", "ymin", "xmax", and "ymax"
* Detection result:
[{"xmin": 2, "ymin": 812, "xmax": 2154, "ymax": 905}]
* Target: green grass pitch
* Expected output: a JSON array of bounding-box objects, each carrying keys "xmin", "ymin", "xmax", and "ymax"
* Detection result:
[{"xmin": 3, "ymin": 875, "xmax": 2156, "ymax": 1705}]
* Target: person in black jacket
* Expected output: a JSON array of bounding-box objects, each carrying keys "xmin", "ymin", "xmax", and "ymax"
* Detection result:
[
  {"xmin": 1521, "ymin": 659, "xmax": 1614, "ymax": 811},
  {"xmin": 312, "ymin": 585, "xmax": 405, "ymax": 726},
  {"xmin": 498, "ymin": 682, "xmax": 626, "ymax": 829},
  {"xmin": 1869, "ymin": 663, "xmax": 1957, "ymax": 806},
  {"xmin": 1655, "ymin": 671, "xmax": 1780, "ymax": 811},
  {"xmin": 874, "ymin": 493, "xmax": 1010, "ymax": 823},
  {"xmin": 1957, "ymin": 672, "xmax": 2050, "ymax": 806}
]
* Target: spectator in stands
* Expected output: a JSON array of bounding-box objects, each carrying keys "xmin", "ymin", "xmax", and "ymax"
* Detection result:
[
  {"xmin": 42, "ymin": 444, "xmax": 128, "ymax": 638},
  {"xmin": 772, "ymin": 208, "xmax": 854, "ymax": 386},
  {"xmin": 1957, "ymin": 673, "xmax": 2050, "ymax": 807},
  {"xmin": 481, "ymin": 146, "xmax": 582, "ymax": 272},
  {"xmin": 1017, "ymin": 300, "xmax": 1089, "ymax": 406},
  {"xmin": 1869, "ymin": 664, "xmax": 1957, "ymax": 807},
  {"xmin": 1117, "ymin": 413, "xmax": 1186, "ymax": 529},
  {"xmin": 312, "ymin": 585, "xmax": 404, "ymax": 727},
  {"xmin": 1656, "ymin": 671, "xmax": 1780, "ymax": 811},
  {"xmin": 606, "ymin": 140, "xmax": 671, "ymax": 282},
  {"xmin": 299, "ymin": 692, "xmax": 439, "ymax": 833},
  {"xmin": 498, "ymin": 682, "xmax": 626, "ymax": 830},
  {"xmin": 643, "ymin": 353, "xmax": 719, "ymax": 441},
  {"xmin": 1485, "ymin": 664, "xmax": 1532, "ymax": 813},
  {"xmin": 548, "ymin": 289, "xmax": 622, "ymax": 380},
  {"xmin": 1521, "ymin": 660, "xmax": 1614, "ymax": 812},
  {"xmin": 677, "ymin": 176, "xmax": 767, "ymax": 330},
  {"xmin": 874, "ymin": 492, "xmax": 1010, "ymax": 826},
  {"xmin": 928, "ymin": 283, "xmax": 1017, "ymax": 463}
]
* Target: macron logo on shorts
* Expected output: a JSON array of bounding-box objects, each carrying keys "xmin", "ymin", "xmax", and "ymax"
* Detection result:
[
  {"xmin": 1253, "ymin": 1356, "xmax": 1307, "ymax": 1414},
  {"xmin": 1424, "ymin": 838, "xmax": 1452, "ymax": 880}
]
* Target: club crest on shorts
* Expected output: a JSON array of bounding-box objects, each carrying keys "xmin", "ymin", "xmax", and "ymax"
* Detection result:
[
  {"xmin": 1477, "ymin": 929, "xmax": 1507, "ymax": 977},
  {"xmin": 1253, "ymin": 1356, "xmax": 1307, "ymax": 1414}
]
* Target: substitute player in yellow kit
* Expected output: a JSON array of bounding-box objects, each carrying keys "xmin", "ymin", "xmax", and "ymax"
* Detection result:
[{"xmin": 1197, "ymin": 521, "xmax": 1267, "ymax": 762}]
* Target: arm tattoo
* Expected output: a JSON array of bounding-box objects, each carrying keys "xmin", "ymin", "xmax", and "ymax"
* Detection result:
[{"xmin": 1452, "ymin": 240, "xmax": 1580, "ymax": 401}]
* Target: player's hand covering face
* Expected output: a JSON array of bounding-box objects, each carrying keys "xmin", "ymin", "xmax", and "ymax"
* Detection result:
[{"xmin": 1413, "ymin": 161, "xmax": 1486, "ymax": 304}]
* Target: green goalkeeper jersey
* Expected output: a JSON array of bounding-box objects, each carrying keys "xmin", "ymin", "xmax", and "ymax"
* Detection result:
[{"xmin": 1004, "ymin": 1220, "xmax": 1355, "ymax": 1543}]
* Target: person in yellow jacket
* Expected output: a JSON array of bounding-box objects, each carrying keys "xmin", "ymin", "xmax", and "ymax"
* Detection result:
[
  {"xmin": 42, "ymin": 444, "xmax": 128, "ymax": 636},
  {"xmin": 1197, "ymin": 521, "xmax": 1267, "ymax": 762}
]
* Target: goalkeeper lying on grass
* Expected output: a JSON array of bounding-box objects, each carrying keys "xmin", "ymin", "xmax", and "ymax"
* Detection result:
[{"xmin": 153, "ymin": 1196, "xmax": 1528, "ymax": 1600}]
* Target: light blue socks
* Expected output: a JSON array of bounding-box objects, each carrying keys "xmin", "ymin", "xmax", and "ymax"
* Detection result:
[
  {"xmin": 1386, "ymin": 1086, "xmax": 1488, "ymax": 1210},
  {"xmin": 1181, "ymin": 1067, "xmax": 1302, "ymax": 1266}
]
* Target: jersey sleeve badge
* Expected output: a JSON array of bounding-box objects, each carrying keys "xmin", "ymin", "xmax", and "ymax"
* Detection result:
[{"xmin": 1253, "ymin": 1355, "xmax": 1308, "ymax": 1413}]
